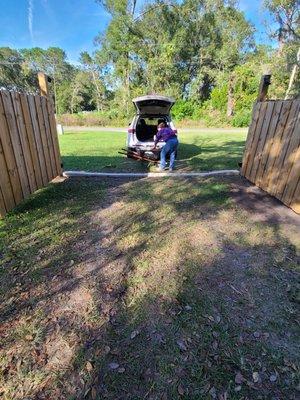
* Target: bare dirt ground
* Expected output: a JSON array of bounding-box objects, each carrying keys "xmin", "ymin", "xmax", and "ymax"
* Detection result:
[{"xmin": 0, "ymin": 176, "xmax": 299, "ymax": 400}]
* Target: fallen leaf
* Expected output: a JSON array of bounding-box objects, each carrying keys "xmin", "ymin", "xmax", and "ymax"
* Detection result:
[
  {"xmin": 118, "ymin": 367, "xmax": 125, "ymax": 373},
  {"xmin": 252, "ymin": 371, "xmax": 259, "ymax": 383},
  {"xmin": 234, "ymin": 386, "xmax": 242, "ymax": 392},
  {"xmin": 25, "ymin": 334, "xmax": 33, "ymax": 341},
  {"xmin": 235, "ymin": 371, "xmax": 244, "ymax": 385},
  {"xmin": 270, "ymin": 374, "xmax": 277, "ymax": 382},
  {"xmin": 177, "ymin": 340, "xmax": 187, "ymax": 352},
  {"xmin": 212, "ymin": 340, "xmax": 218, "ymax": 350},
  {"xmin": 108, "ymin": 362, "xmax": 120, "ymax": 370},
  {"xmin": 177, "ymin": 384, "xmax": 185, "ymax": 395},
  {"xmin": 86, "ymin": 361, "xmax": 93, "ymax": 372},
  {"xmin": 185, "ymin": 305, "xmax": 192, "ymax": 311},
  {"xmin": 253, "ymin": 331, "xmax": 260, "ymax": 338}
]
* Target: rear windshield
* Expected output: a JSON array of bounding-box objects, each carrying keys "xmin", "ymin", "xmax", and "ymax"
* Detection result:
[{"xmin": 135, "ymin": 116, "xmax": 170, "ymax": 142}]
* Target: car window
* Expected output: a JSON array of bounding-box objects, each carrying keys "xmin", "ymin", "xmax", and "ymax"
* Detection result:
[{"xmin": 137, "ymin": 117, "xmax": 169, "ymax": 127}]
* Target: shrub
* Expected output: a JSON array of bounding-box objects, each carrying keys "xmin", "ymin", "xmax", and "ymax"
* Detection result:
[
  {"xmin": 210, "ymin": 84, "xmax": 228, "ymax": 112},
  {"xmin": 232, "ymin": 109, "xmax": 252, "ymax": 127}
]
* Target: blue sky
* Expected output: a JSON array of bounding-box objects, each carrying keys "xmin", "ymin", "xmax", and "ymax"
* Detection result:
[{"xmin": 0, "ymin": 0, "xmax": 271, "ymax": 64}]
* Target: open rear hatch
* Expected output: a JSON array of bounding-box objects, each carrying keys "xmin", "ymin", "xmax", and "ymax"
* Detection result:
[{"xmin": 133, "ymin": 95, "xmax": 175, "ymax": 115}]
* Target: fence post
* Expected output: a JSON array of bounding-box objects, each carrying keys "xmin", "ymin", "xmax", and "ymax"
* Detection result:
[
  {"xmin": 257, "ymin": 74, "xmax": 271, "ymax": 102},
  {"xmin": 38, "ymin": 72, "xmax": 52, "ymax": 98}
]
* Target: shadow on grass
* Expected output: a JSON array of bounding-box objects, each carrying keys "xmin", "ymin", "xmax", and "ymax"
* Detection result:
[
  {"xmin": 61, "ymin": 140, "xmax": 245, "ymax": 173},
  {"xmin": 0, "ymin": 176, "xmax": 299, "ymax": 399}
]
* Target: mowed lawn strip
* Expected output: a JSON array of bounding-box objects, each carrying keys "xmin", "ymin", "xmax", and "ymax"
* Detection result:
[
  {"xmin": 59, "ymin": 130, "xmax": 246, "ymax": 172},
  {"xmin": 0, "ymin": 176, "xmax": 299, "ymax": 399}
]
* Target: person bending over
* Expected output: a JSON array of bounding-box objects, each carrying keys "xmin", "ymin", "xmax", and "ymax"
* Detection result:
[{"xmin": 153, "ymin": 122, "xmax": 178, "ymax": 172}]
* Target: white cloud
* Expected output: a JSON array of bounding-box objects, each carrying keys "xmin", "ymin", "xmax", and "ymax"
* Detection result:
[{"xmin": 28, "ymin": 0, "xmax": 34, "ymax": 43}]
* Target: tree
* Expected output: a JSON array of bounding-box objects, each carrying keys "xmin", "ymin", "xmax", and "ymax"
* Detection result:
[{"xmin": 79, "ymin": 52, "xmax": 106, "ymax": 111}]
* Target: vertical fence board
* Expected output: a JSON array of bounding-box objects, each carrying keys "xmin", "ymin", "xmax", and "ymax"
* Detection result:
[
  {"xmin": 268, "ymin": 100, "xmax": 299, "ymax": 197},
  {"xmin": 290, "ymin": 179, "xmax": 300, "ymax": 214},
  {"xmin": 41, "ymin": 97, "xmax": 57, "ymax": 176},
  {"xmin": 47, "ymin": 99, "xmax": 62, "ymax": 175},
  {"xmin": 34, "ymin": 95, "xmax": 53, "ymax": 180},
  {"xmin": 0, "ymin": 92, "xmax": 24, "ymax": 204},
  {"xmin": 244, "ymin": 101, "xmax": 268, "ymax": 181},
  {"xmin": 275, "ymin": 108, "xmax": 300, "ymax": 200},
  {"xmin": 0, "ymin": 89, "xmax": 62, "ymax": 217},
  {"xmin": 27, "ymin": 95, "xmax": 49, "ymax": 186},
  {"xmin": 0, "ymin": 137, "xmax": 15, "ymax": 212},
  {"xmin": 248, "ymin": 101, "xmax": 275, "ymax": 183},
  {"xmin": 1, "ymin": 91, "xmax": 31, "ymax": 198},
  {"xmin": 11, "ymin": 92, "xmax": 37, "ymax": 193},
  {"xmin": 255, "ymin": 101, "xmax": 283, "ymax": 187},
  {"xmin": 263, "ymin": 101, "xmax": 293, "ymax": 192},
  {"xmin": 0, "ymin": 186, "xmax": 6, "ymax": 218},
  {"xmin": 20, "ymin": 94, "xmax": 43, "ymax": 189},
  {"xmin": 241, "ymin": 102, "xmax": 261, "ymax": 176},
  {"xmin": 241, "ymin": 99, "xmax": 300, "ymax": 214},
  {"xmin": 282, "ymin": 147, "xmax": 300, "ymax": 207}
]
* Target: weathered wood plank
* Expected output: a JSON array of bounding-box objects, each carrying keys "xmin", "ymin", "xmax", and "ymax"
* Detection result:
[
  {"xmin": 27, "ymin": 94, "xmax": 48, "ymax": 186},
  {"xmin": 255, "ymin": 101, "xmax": 283, "ymax": 188},
  {"xmin": 34, "ymin": 95, "xmax": 53, "ymax": 180},
  {"xmin": 46, "ymin": 98, "xmax": 62, "ymax": 176},
  {"xmin": 268, "ymin": 100, "xmax": 299, "ymax": 197},
  {"xmin": 275, "ymin": 104, "xmax": 300, "ymax": 201},
  {"xmin": 41, "ymin": 96, "xmax": 57, "ymax": 177},
  {"xmin": 11, "ymin": 92, "xmax": 37, "ymax": 193},
  {"xmin": 20, "ymin": 94, "xmax": 43, "ymax": 189},
  {"xmin": 244, "ymin": 101, "xmax": 268, "ymax": 181},
  {"xmin": 264, "ymin": 101, "xmax": 293, "ymax": 194},
  {"xmin": 282, "ymin": 143, "xmax": 300, "ymax": 208},
  {"xmin": 248, "ymin": 101, "xmax": 275, "ymax": 183},
  {"xmin": 0, "ymin": 186, "xmax": 6, "ymax": 218},
  {"xmin": 241, "ymin": 102, "xmax": 261, "ymax": 176},
  {"xmin": 289, "ymin": 178, "xmax": 300, "ymax": 214},
  {"xmin": 0, "ymin": 135, "xmax": 15, "ymax": 212},
  {"xmin": 1, "ymin": 91, "xmax": 30, "ymax": 199},
  {"xmin": 0, "ymin": 92, "xmax": 22, "ymax": 206}
]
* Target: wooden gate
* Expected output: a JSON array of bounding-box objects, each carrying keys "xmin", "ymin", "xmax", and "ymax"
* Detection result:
[
  {"xmin": 241, "ymin": 99, "xmax": 300, "ymax": 213},
  {"xmin": 0, "ymin": 89, "xmax": 62, "ymax": 217}
]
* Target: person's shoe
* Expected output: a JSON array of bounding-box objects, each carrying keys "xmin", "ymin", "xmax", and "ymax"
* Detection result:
[
  {"xmin": 169, "ymin": 168, "xmax": 174, "ymax": 172},
  {"xmin": 156, "ymin": 167, "xmax": 164, "ymax": 172}
]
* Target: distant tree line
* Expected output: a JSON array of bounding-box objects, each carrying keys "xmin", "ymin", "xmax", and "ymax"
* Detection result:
[{"xmin": 0, "ymin": 0, "xmax": 299, "ymax": 127}]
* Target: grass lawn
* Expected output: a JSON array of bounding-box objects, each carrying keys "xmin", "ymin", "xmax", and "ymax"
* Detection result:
[
  {"xmin": 0, "ymin": 176, "xmax": 299, "ymax": 399},
  {"xmin": 59, "ymin": 130, "xmax": 246, "ymax": 172}
]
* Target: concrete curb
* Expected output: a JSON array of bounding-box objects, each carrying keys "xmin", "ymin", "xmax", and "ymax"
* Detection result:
[{"xmin": 63, "ymin": 170, "xmax": 240, "ymax": 178}]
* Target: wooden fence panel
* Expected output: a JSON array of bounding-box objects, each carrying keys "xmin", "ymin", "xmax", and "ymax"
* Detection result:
[
  {"xmin": 241, "ymin": 99, "xmax": 300, "ymax": 214},
  {"xmin": 0, "ymin": 89, "xmax": 62, "ymax": 218}
]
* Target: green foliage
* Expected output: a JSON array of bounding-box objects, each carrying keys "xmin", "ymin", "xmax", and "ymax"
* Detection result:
[
  {"xmin": 171, "ymin": 100, "xmax": 196, "ymax": 120},
  {"xmin": 210, "ymin": 85, "xmax": 228, "ymax": 112},
  {"xmin": 232, "ymin": 109, "xmax": 252, "ymax": 127}
]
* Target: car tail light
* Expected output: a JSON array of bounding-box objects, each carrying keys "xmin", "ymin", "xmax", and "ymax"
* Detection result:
[{"xmin": 128, "ymin": 128, "xmax": 135, "ymax": 134}]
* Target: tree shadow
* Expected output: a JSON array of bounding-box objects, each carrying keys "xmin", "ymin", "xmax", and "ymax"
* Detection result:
[{"xmin": 0, "ymin": 176, "xmax": 299, "ymax": 399}]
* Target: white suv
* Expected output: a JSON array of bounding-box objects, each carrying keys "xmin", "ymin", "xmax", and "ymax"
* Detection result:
[{"xmin": 126, "ymin": 95, "xmax": 177, "ymax": 161}]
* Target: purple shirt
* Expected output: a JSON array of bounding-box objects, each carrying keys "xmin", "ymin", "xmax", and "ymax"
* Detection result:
[{"xmin": 154, "ymin": 127, "xmax": 177, "ymax": 146}]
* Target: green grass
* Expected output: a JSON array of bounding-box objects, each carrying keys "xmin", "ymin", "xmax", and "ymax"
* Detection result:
[
  {"xmin": 59, "ymin": 130, "xmax": 246, "ymax": 172},
  {"xmin": 0, "ymin": 176, "xmax": 299, "ymax": 399}
]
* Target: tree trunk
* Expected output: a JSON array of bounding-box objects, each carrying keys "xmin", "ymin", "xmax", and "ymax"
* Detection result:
[
  {"xmin": 285, "ymin": 47, "xmax": 300, "ymax": 100},
  {"xmin": 227, "ymin": 75, "xmax": 234, "ymax": 117}
]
